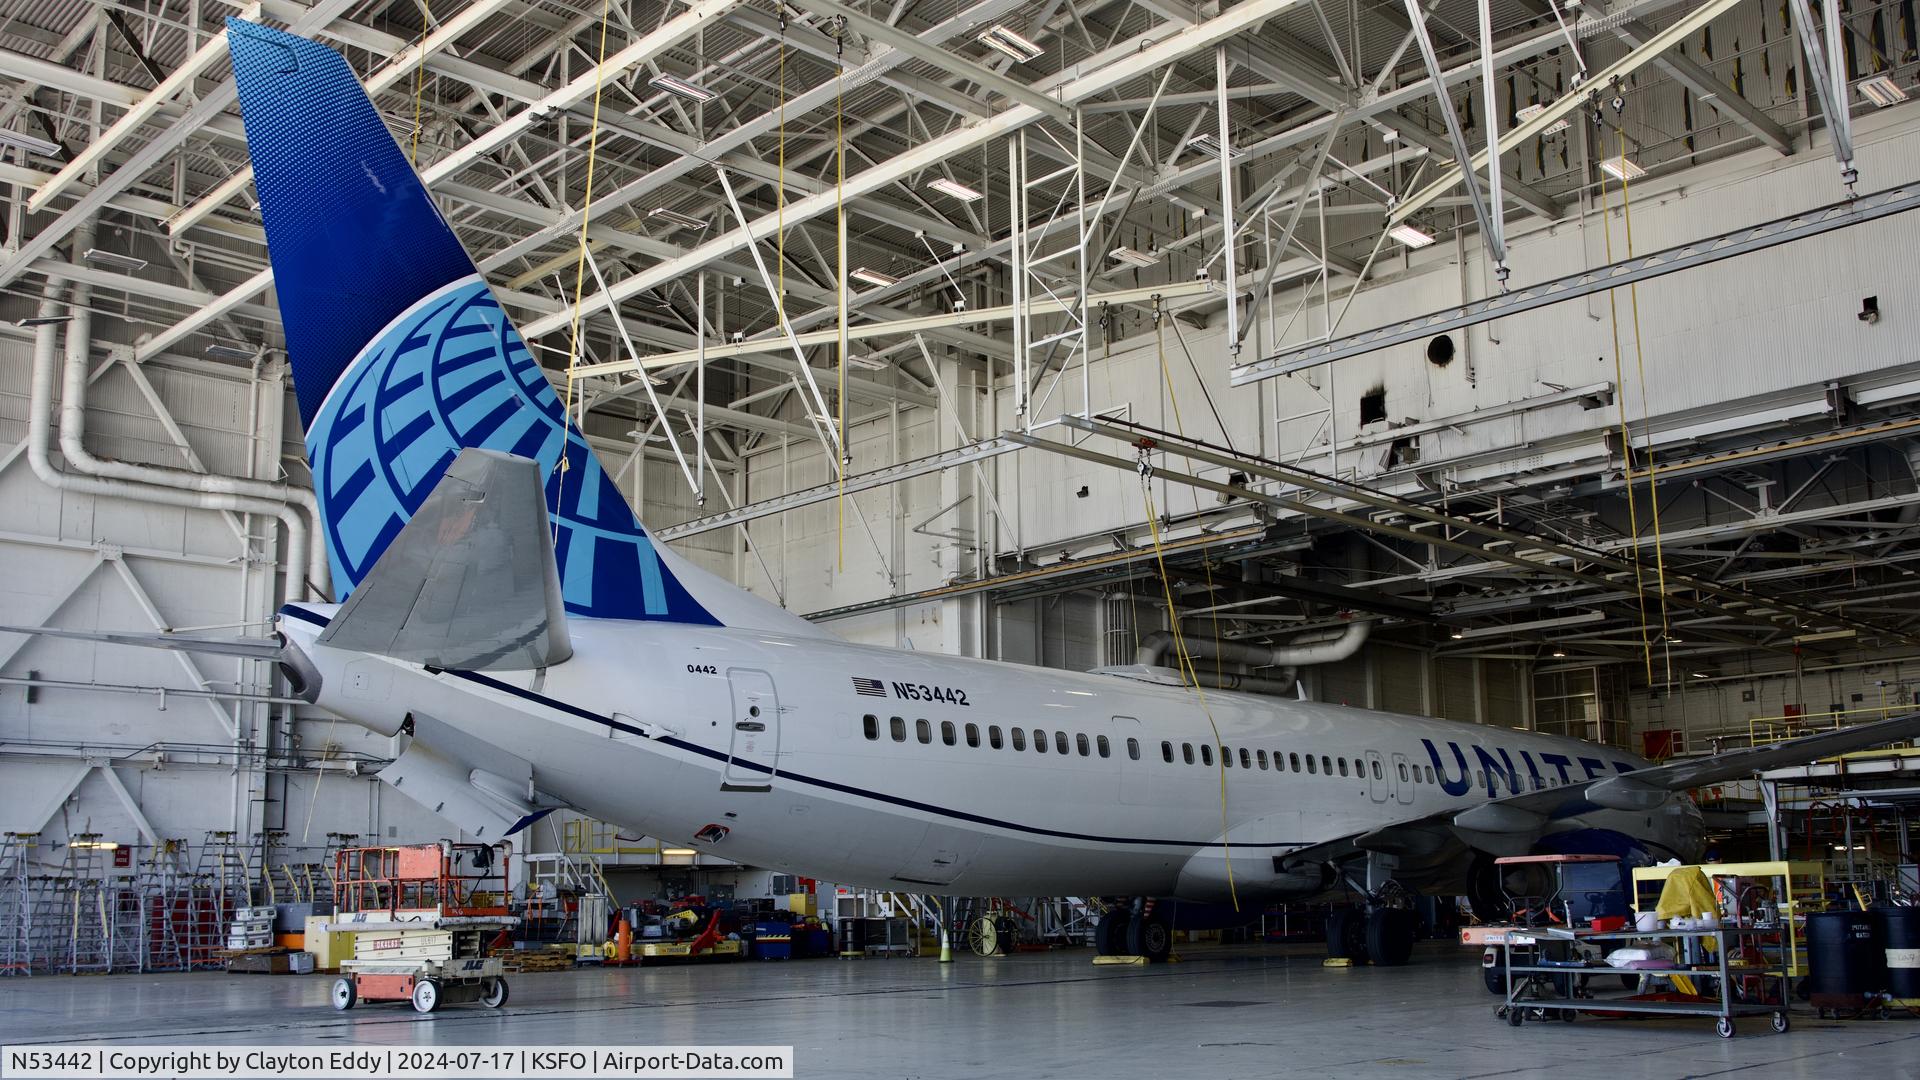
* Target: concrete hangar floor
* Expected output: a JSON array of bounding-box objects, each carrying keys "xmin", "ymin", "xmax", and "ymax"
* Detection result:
[{"xmin": 3, "ymin": 945, "xmax": 1914, "ymax": 1079}]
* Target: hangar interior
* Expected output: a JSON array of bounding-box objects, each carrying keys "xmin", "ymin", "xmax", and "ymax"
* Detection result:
[{"xmin": 0, "ymin": 0, "xmax": 1917, "ymax": 1069}]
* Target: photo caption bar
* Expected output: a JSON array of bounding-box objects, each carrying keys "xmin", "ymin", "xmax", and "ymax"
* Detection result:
[{"xmin": 0, "ymin": 1045, "xmax": 794, "ymax": 1079}]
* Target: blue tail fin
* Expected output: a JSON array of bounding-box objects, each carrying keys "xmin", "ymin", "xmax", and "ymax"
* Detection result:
[{"xmin": 229, "ymin": 19, "xmax": 716, "ymax": 625}]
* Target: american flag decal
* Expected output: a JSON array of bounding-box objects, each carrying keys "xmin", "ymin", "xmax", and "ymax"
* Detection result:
[{"xmin": 852, "ymin": 676, "xmax": 886, "ymax": 698}]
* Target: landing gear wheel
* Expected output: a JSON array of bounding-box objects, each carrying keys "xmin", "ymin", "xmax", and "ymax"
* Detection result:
[
  {"xmin": 480, "ymin": 977, "xmax": 509, "ymax": 1009},
  {"xmin": 1127, "ymin": 909, "xmax": 1172, "ymax": 962},
  {"xmin": 411, "ymin": 978, "xmax": 441, "ymax": 1014},
  {"xmin": 1771, "ymin": 1011, "xmax": 1789, "ymax": 1033},
  {"xmin": 1365, "ymin": 908, "xmax": 1415, "ymax": 967},
  {"xmin": 331, "ymin": 977, "xmax": 357, "ymax": 1011},
  {"xmin": 1715, "ymin": 1016, "xmax": 1735, "ymax": 1039},
  {"xmin": 1325, "ymin": 909, "xmax": 1369, "ymax": 964},
  {"xmin": 1095, "ymin": 909, "xmax": 1132, "ymax": 956}
]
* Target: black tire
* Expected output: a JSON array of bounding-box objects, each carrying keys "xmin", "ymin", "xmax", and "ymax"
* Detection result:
[
  {"xmin": 1715, "ymin": 1016, "xmax": 1735, "ymax": 1039},
  {"xmin": 1096, "ymin": 909, "xmax": 1131, "ymax": 956},
  {"xmin": 331, "ymin": 977, "xmax": 357, "ymax": 1011},
  {"xmin": 1482, "ymin": 949, "xmax": 1506, "ymax": 995},
  {"xmin": 1325, "ymin": 909, "xmax": 1369, "ymax": 963},
  {"xmin": 1508, "ymin": 1006, "xmax": 1523, "ymax": 1026},
  {"xmin": 1366, "ymin": 909, "xmax": 1415, "ymax": 967},
  {"xmin": 1127, "ymin": 909, "xmax": 1172, "ymax": 961}
]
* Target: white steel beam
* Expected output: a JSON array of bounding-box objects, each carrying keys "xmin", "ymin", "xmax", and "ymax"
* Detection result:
[{"xmin": 520, "ymin": 0, "xmax": 1316, "ymax": 340}]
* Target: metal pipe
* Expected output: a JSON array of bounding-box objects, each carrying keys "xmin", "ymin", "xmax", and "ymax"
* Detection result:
[
  {"xmin": 32, "ymin": 231, "xmax": 318, "ymax": 601},
  {"xmin": 1135, "ymin": 618, "xmax": 1371, "ymax": 671}
]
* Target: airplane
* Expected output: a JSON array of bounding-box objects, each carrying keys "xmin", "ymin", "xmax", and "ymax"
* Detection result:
[{"xmin": 14, "ymin": 19, "xmax": 1920, "ymax": 968}]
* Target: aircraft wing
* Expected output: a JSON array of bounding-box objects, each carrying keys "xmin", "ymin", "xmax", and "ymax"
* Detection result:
[{"xmin": 0, "ymin": 624, "xmax": 284, "ymax": 661}]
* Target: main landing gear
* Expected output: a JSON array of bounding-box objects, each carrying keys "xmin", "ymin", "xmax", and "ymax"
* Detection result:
[
  {"xmin": 1327, "ymin": 860, "xmax": 1418, "ymax": 967},
  {"xmin": 1094, "ymin": 900, "xmax": 1173, "ymax": 962}
]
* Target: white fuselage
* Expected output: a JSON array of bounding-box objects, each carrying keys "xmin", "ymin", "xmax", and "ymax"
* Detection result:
[{"xmin": 279, "ymin": 604, "xmax": 1703, "ymax": 903}]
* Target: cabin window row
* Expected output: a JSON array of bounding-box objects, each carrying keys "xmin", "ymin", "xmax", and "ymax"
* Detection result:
[
  {"xmin": 861, "ymin": 715, "xmax": 1141, "ymax": 760},
  {"xmin": 1152, "ymin": 741, "xmax": 1443, "ymax": 786}
]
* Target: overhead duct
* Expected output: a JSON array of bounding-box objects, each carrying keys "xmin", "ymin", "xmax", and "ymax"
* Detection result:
[{"xmin": 1135, "ymin": 618, "xmax": 1372, "ymax": 695}]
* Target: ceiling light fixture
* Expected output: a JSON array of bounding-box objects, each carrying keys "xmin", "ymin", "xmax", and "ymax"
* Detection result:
[
  {"xmin": 1690, "ymin": 671, "xmax": 1710, "ymax": 679},
  {"xmin": 849, "ymin": 267, "xmax": 899, "ymax": 288},
  {"xmin": 1514, "ymin": 102, "xmax": 1571, "ymax": 135},
  {"xmin": 204, "ymin": 343, "xmax": 259, "ymax": 362},
  {"xmin": 1387, "ymin": 223, "xmax": 1435, "ymax": 249},
  {"xmin": 1449, "ymin": 631, "xmax": 1464, "ymax": 640},
  {"xmin": 1108, "ymin": 246, "xmax": 1159, "ymax": 268},
  {"xmin": 977, "ymin": 24, "xmax": 1044, "ymax": 63},
  {"xmin": 660, "ymin": 848, "xmax": 698, "ymax": 857},
  {"xmin": 82, "ymin": 248, "xmax": 148, "ymax": 272},
  {"xmin": 648, "ymin": 73, "xmax": 717, "ymax": 103},
  {"xmin": 1188, "ymin": 133, "xmax": 1248, "ymax": 160},
  {"xmin": 1551, "ymin": 649, "xmax": 1567, "ymax": 658},
  {"xmin": 845, "ymin": 354, "xmax": 888, "ymax": 371},
  {"xmin": 927, "ymin": 176, "xmax": 984, "ymax": 202},
  {"xmin": 648, "ymin": 207, "xmax": 708, "ymax": 230},
  {"xmin": 0, "ymin": 128, "xmax": 61, "ymax": 157},
  {"xmin": 1599, "ymin": 154, "xmax": 1646, "ymax": 181},
  {"xmin": 18, "ymin": 314, "xmax": 72, "ymax": 327},
  {"xmin": 1857, "ymin": 74, "xmax": 1908, "ymax": 107}
]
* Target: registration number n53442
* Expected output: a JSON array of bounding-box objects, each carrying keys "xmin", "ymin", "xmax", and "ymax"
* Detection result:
[{"xmin": 892, "ymin": 681, "xmax": 970, "ymax": 707}]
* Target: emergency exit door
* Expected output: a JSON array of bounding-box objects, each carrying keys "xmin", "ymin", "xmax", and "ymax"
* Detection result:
[{"xmin": 723, "ymin": 669, "xmax": 779, "ymax": 791}]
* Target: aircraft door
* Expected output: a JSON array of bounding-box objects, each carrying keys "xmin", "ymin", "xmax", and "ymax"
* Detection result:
[
  {"xmin": 1364, "ymin": 749, "xmax": 1388, "ymax": 803},
  {"xmin": 1389, "ymin": 752, "xmax": 1416, "ymax": 805},
  {"xmin": 724, "ymin": 669, "xmax": 779, "ymax": 791},
  {"xmin": 1114, "ymin": 717, "xmax": 1150, "ymax": 805}
]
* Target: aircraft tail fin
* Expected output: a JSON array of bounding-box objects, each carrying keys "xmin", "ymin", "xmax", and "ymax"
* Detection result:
[{"xmin": 227, "ymin": 18, "xmax": 718, "ymax": 626}]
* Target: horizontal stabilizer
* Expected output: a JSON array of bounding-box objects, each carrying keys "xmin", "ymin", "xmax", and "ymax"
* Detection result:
[
  {"xmin": 0, "ymin": 625, "xmax": 283, "ymax": 661},
  {"xmin": 318, "ymin": 449, "xmax": 572, "ymax": 670}
]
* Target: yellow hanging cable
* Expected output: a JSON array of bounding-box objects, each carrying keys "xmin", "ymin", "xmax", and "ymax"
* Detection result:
[
  {"xmin": 408, "ymin": 1, "xmax": 432, "ymax": 166},
  {"xmin": 1598, "ymin": 122, "xmax": 1655, "ymax": 684},
  {"xmin": 1617, "ymin": 127, "xmax": 1674, "ymax": 674},
  {"xmin": 835, "ymin": 26, "xmax": 846, "ymax": 573},
  {"xmin": 555, "ymin": 0, "xmax": 618, "ymax": 533},
  {"xmin": 1152, "ymin": 305, "xmax": 1225, "ymax": 683},
  {"xmin": 1141, "ymin": 469, "xmax": 1238, "ymax": 910}
]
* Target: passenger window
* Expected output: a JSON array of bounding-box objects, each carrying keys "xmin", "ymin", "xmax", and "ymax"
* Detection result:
[
  {"xmin": 1222, "ymin": 747, "xmax": 1233, "ymax": 768},
  {"xmin": 1290, "ymin": 753, "xmax": 1301, "ymax": 772},
  {"xmin": 1338, "ymin": 758, "xmax": 1349, "ymax": 777},
  {"xmin": 1035, "ymin": 730, "xmax": 1049, "ymax": 753},
  {"xmin": 1475, "ymin": 770, "xmax": 1486, "ymax": 789},
  {"xmin": 1425, "ymin": 766, "xmax": 1435, "ymax": 784},
  {"xmin": 965, "ymin": 723, "xmax": 980, "ymax": 748},
  {"xmin": 989, "ymin": 725, "xmax": 1003, "ymax": 750},
  {"xmin": 1306, "ymin": 755, "xmax": 1317, "ymax": 775},
  {"xmin": 1077, "ymin": 733, "xmax": 1091, "ymax": 757},
  {"xmin": 1321, "ymin": 755, "xmax": 1332, "ymax": 775},
  {"xmin": 1240, "ymin": 748, "xmax": 1252, "ymax": 769},
  {"xmin": 1397, "ymin": 763, "xmax": 1408, "ymax": 782},
  {"xmin": 1200, "ymin": 745, "xmax": 1213, "ymax": 767},
  {"xmin": 1011, "ymin": 728, "xmax": 1027, "ymax": 751},
  {"xmin": 1257, "ymin": 750, "xmax": 1268, "ymax": 770},
  {"xmin": 1127, "ymin": 738, "xmax": 1140, "ymax": 761},
  {"xmin": 1162, "ymin": 741, "xmax": 1175, "ymax": 763},
  {"xmin": 1182, "ymin": 743, "xmax": 1195, "ymax": 765},
  {"xmin": 916, "ymin": 719, "xmax": 931, "ymax": 744},
  {"xmin": 863, "ymin": 715, "xmax": 878, "ymax": 740},
  {"xmin": 941, "ymin": 721, "xmax": 956, "ymax": 746},
  {"xmin": 1097, "ymin": 735, "xmax": 1111, "ymax": 758},
  {"xmin": 1371, "ymin": 760, "xmax": 1382, "ymax": 780},
  {"xmin": 890, "ymin": 716, "xmax": 906, "ymax": 742},
  {"xmin": 1056, "ymin": 731, "xmax": 1070, "ymax": 755}
]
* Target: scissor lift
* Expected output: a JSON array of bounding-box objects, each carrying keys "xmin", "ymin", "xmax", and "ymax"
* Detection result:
[{"xmin": 321, "ymin": 843, "xmax": 516, "ymax": 1013}]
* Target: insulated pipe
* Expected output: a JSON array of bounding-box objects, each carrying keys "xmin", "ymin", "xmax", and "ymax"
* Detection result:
[
  {"xmin": 32, "ymin": 254, "xmax": 315, "ymax": 602},
  {"xmin": 1135, "ymin": 617, "xmax": 1372, "ymax": 670}
]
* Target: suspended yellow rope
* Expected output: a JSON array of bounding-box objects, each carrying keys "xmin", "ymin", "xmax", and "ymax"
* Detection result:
[
  {"xmin": 835, "ymin": 26, "xmax": 847, "ymax": 573},
  {"xmin": 1153, "ymin": 304, "xmax": 1224, "ymax": 683},
  {"xmin": 1598, "ymin": 124, "xmax": 1655, "ymax": 684},
  {"xmin": 408, "ymin": 1, "xmax": 432, "ymax": 166},
  {"xmin": 555, "ymin": 0, "xmax": 618, "ymax": 531},
  {"xmin": 1140, "ymin": 469, "xmax": 1238, "ymax": 910},
  {"xmin": 1617, "ymin": 127, "xmax": 1674, "ymax": 671}
]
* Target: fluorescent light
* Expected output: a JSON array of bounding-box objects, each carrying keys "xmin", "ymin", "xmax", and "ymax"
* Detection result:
[
  {"xmin": 661, "ymin": 848, "xmax": 698, "ymax": 856},
  {"xmin": 1449, "ymin": 631, "xmax": 1464, "ymax": 640},
  {"xmin": 1690, "ymin": 672, "xmax": 1710, "ymax": 679},
  {"xmin": 70, "ymin": 840, "xmax": 119, "ymax": 850},
  {"xmin": 849, "ymin": 267, "xmax": 899, "ymax": 288},
  {"xmin": 1515, "ymin": 103, "xmax": 1571, "ymax": 135},
  {"xmin": 977, "ymin": 25, "xmax": 1043, "ymax": 63},
  {"xmin": 1188, "ymin": 133, "xmax": 1248, "ymax": 160},
  {"xmin": 0, "ymin": 129, "xmax": 61, "ymax": 157},
  {"xmin": 1599, "ymin": 155, "xmax": 1645, "ymax": 181},
  {"xmin": 82, "ymin": 248, "xmax": 147, "ymax": 272},
  {"xmin": 648, "ymin": 207, "xmax": 708, "ymax": 230},
  {"xmin": 1108, "ymin": 246, "xmax": 1159, "ymax": 268},
  {"xmin": 927, "ymin": 176, "xmax": 983, "ymax": 202},
  {"xmin": 649, "ymin": 73, "xmax": 716, "ymax": 103},
  {"xmin": 1857, "ymin": 74, "xmax": 1908, "ymax": 107},
  {"xmin": 845, "ymin": 354, "xmax": 888, "ymax": 371},
  {"xmin": 1388, "ymin": 223, "xmax": 1435, "ymax": 249},
  {"xmin": 18, "ymin": 314, "xmax": 72, "ymax": 327},
  {"xmin": 204, "ymin": 343, "xmax": 258, "ymax": 361},
  {"xmin": 1551, "ymin": 649, "xmax": 1567, "ymax": 658}
]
